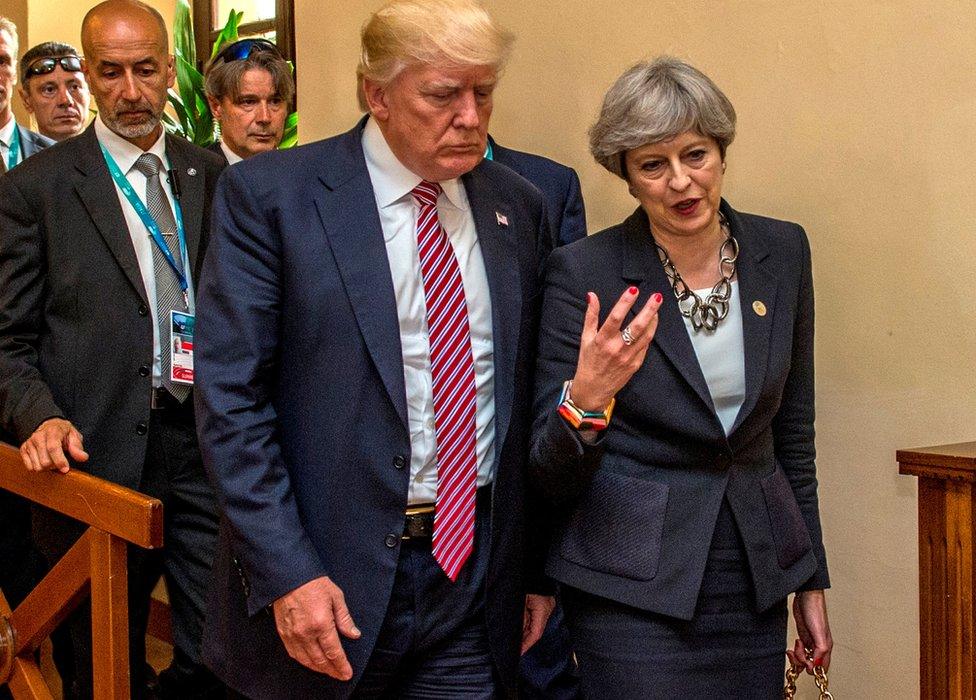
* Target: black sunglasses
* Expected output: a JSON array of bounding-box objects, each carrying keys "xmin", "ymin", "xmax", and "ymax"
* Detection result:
[
  {"xmin": 213, "ymin": 38, "xmax": 282, "ymax": 66},
  {"xmin": 23, "ymin": 55, "xmax": 82, "ymax": 82}
]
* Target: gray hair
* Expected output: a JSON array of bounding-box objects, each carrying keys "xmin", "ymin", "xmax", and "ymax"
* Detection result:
[
  {"xmin": 589, "ymin": 56, "xmax": 736, "ymax": 179},
  {"xmin": 356, "ymin": 0, "xmax": 514, "ymax": 111},
  {"xmin": 204, "ymin": 49, "xmax": 295, "ymax": 105},
  {"xmin": 0, "ymin": 16, "xmax": 18, "ymax": 56}
]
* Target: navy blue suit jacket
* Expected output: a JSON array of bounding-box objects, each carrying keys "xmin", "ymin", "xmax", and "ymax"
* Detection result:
[
  {"xmin": 530, "ymin": 201, "xmax": 830, "ymax": 620},
  {"xmin": 489, "ymin": 137, "xmax": 586, "ymax": 246},
  {"xmin": 194, "ymin": 119, "xmax": 552, "ymax": 698},
  {"xmin": 17, "ymin": 124, "xmax": 55, "ymax": 160}
]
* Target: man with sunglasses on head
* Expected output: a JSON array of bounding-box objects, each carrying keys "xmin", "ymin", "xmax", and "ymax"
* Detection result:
[
  {"xmin": 203, "ymin": 38, "xmax": 294, "ymax": 165},
  {"xmin": 0, "ymin": 1, "xmax": 225, "ymax": 697},
  {"xmin": 0, "ymin": 16, "xmax": 54, "ymax": 174},
  {"xmin": 18, "ymin": 43, "xmax": 91, "ymax": 142}
]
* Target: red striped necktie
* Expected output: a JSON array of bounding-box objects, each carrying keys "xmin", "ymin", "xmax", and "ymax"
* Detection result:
[{"xmin": 412, "ymin": 180, "xmax": 478, "ymax": 581}]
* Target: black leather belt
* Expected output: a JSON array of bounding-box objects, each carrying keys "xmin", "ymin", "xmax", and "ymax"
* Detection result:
[
  {"xmin": 401, "ymin": 485, "xmax": 492, "ymax": 541},
  {"xmin": 402, "ymin": 505, "xmax": 435, "ymax": 540},
  {"xmin": 150, "ymin": 386, "xmax": 189, "ymax": 410}
]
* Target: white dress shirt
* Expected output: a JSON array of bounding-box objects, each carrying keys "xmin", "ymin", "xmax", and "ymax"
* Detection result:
[
  {"xmin": 0, "ymin": 116, "xmax": 22, "ymax": 168},
  {"xmin": 95, "ymin": 117, "xmax": 192, "ymax": 386},
  {"xmin": 683, "ymin": 281, "xmax": 746, "ymax": 435},
  {"xmin": 362, "ymin": 117, "xmax": 496, "ymax": 505},
  {"xmin": 220, "ymin": 140, "xmax": 243, "ymax": 165}
]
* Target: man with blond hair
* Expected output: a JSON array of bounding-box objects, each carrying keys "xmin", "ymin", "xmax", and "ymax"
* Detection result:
[{"xmin": 195, "ymin": 0, "xmax": 555, "ymax": 697}]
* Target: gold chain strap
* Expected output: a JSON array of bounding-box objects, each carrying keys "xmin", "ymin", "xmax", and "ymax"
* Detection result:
[{"xmin": 783, "ymin": 648, "xmax": 833, "ymax": 700}]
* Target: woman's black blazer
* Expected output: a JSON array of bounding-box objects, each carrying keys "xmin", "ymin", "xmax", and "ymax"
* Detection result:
[{"xmin": 530, "ymin": 200, "xmax": 830, "ymax": 620}]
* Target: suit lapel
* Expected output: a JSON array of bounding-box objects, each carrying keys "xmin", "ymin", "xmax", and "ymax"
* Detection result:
[
  {"xmin": 313, "ymin": 128, "xmax": 409, "ymax": 430},
  {"xmin": 462, "ymin": 164, "xmax": 521, "ymax": 455},
  {"xmin": 620, "ymin": 208, "xmax": 716, "ymax": 414},
  {"xmin": 73, "ymin": 126, "xmax": 149, "ymax": 305},
  {"xmin": 725, "ymin": 205, "xmax": 778, "ymax": 434},
  {"xmin": 165, "ymin": 134, "xmax": 204, "ymax": 274}
]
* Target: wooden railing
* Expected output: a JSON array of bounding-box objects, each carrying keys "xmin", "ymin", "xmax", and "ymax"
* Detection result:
[
  {"xmin": 898, "ymin": 441, "xmax": 976, "ymax": 700},
  {"xmin": 0, "ymin": 442, "xmax": 163, "ymax": 700}
]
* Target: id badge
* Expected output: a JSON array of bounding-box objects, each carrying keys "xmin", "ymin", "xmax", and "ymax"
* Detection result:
[{"xmin": 169, "ymin": 310, "xmax": 195, "ymax": 384}]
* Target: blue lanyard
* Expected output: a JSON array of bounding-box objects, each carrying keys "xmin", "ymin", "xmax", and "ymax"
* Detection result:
[
  {"xmin": 484, "ymin": 140, "xmax": 494, "ymax": 161},
  {"xmin": 6, "ymin": 124, "xmax": 20, "ymax": 170},
  {"xmin": 99, "ymin": 143, "xmax": 191, "ymax": 307}
]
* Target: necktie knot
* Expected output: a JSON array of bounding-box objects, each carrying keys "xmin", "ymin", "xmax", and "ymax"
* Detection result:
[
  {"xmin": 134, "ymin": 152, "xmax": 163, "ymax": 178},
  {"xmin": 411, "ymin": 180, "xmax": 441, "ymax": 208}
]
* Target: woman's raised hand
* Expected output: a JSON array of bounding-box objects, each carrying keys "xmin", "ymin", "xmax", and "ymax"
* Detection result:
[{"xmin": 569, "ymin": 286, "xmax": 663, "ymax": 411}]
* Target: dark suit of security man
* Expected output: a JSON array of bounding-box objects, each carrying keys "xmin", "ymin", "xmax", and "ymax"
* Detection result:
[{"xmin": 0, "ymin": 2, "xmax": 224, "ymax": 696}]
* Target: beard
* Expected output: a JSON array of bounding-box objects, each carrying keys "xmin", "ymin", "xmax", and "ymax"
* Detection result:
[{"xmin": 102, "ymin": 98, "xmax": 162, "ymax": 140}]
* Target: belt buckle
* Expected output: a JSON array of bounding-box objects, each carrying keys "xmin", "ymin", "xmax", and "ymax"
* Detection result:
[{"xmin": 402, "ymin": 504, "xmax": 435, "ymax": 540}]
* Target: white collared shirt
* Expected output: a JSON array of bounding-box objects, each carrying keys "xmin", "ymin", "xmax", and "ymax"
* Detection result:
[
  {"xmin": 95, "ymin": 117, "xmax": 191, "ymax": 386},
  {"xmin": 219, "ymin": 140, "xmax": 243, "ymax": 165},
  {"xmin": 0, "ymin": 116, "xmax": 21, "ymax": 167},
  {"xmin": 362, "ymin": 117, "xmax": 496, "ymax": 505}
]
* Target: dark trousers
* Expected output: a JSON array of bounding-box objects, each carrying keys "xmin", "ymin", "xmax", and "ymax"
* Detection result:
[
  {"xmin": 352, "ymin": 487, "xmax": 496, "ymax": 699},
  {"xmin": 34, "ymin": 399, "xmax": 222, "ymax": 699}
]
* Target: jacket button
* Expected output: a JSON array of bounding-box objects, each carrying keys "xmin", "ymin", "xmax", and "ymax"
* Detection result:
[
  {"xmin": 138, "ymin": 304, "xmax": 149, "ymax": 317},
  {"xmin": 135, "ymin": 422, "xmax": 148, "ymax": 436},
  {"xmin": 138, "ymin": 365, "xmax": 150, "ymax": 377},
  {"xmin": 393, "ymin": 455, "xmax": 406, "ymax": 469},
  {"xmin": 384, "ymin": 534, "xmax": 398, "ymax": 548}
]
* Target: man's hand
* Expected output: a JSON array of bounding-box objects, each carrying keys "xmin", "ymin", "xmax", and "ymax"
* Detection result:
[
  {"xmin": 272, "ymin": 576, "xmax": 362, "ymax": 680},
  {"xmin": 20, "ymin": 418, "xmax": 88, "ymax": 473},
  {"xmin": 521, "ymin": 594, "xmax": 556, "ymax": 654}
]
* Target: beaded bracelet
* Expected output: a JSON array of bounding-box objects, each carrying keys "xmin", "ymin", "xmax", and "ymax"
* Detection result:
[{"xmin": 557, "ymin": 380, "xmax": 615, "ymax": 431}]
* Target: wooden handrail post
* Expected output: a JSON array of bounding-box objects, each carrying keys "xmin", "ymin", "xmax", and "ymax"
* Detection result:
[
  {"xmin": 0, "ymin": 443, "xmax": 163, "ymax": 699},
  {"xmin": 90, "ymin": 531, "xmax": 130, "ymax": 700},
  {"xmin": 898, "ymin": 441, "xmax": 976, "ymax": 700}
]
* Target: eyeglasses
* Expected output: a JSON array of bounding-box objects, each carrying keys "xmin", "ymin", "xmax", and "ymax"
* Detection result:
[
  {"xmin": 212, "ymin": 38, "xmax": 282, "ymax": 66},
  {"xmin": 23, "ymin": 55, "xmax": 82, "ymax": 82}
]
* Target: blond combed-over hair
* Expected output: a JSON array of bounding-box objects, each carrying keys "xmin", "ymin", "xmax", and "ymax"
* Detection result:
[{"xmin": 357, "ymin": 0, "xmax": 514, "ymax": 110}]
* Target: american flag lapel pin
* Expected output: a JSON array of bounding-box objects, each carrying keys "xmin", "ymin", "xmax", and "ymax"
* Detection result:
[{"xmin": 496, "ymin": 211, "xmax": 509, "ymax": 227}]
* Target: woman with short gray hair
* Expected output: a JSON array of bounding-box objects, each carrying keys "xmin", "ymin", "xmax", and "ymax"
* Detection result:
[{"xmin": 529, "ymin": 56, "xmax": 833, "ymax": 696}]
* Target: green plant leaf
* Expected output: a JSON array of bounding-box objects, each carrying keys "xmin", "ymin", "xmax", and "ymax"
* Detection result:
[
  {"xmin": 173, "ymin": 0, "xmax": 196, "ymax": 69},
  {"xmin": 279, "ymin": 111, "xmax": 299, "ymax": 149},
  {"xmin": 210, "ymin": 10, "xmax": 245, "ymax": 61},
  {"xmin": 166, "ymin": 87, "xmax": 192, "ymax": 137}
]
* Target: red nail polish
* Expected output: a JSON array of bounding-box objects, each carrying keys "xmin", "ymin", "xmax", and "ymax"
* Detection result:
[
  {"xmin": 628, "ymin": 286, "xmax": 638, "ymax": 295},
  {"xmin": 653, "ymin": 292, "xmax": 663, "ymax": 303}
]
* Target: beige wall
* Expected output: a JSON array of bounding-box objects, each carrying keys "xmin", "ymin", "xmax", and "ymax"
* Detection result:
[
  {"xmin": 297, "ymin": 1, "xmax": 976, "ymax": 697},
  {"xmin": 1, "ymin": 0, "xmax": 30, "ymax": 124},
  {"xmin": 26, "ymin": 0, "xmax": 176, "ymax": 51}
]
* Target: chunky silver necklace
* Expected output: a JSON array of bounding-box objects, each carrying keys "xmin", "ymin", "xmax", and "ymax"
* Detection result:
[{"xmin": 654, "ymin": 213, "xmax": 739, "ymax": 332}]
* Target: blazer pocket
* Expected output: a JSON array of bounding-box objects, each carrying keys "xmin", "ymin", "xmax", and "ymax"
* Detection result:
[
  {"xmin": 760, "ymin": 466, "xmax": 813, "ymax": 569},
  {"xmin": 557, "ymin": 471, "xmax": 669, "ymax": 581}
]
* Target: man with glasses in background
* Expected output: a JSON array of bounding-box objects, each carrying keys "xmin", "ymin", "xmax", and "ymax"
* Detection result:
[
  {"xmin": 0, "ymin": 16, "xmax": 54, "ymax": 172},
  {"xmin": 18, "ymin": 42, "xmax": 91, "ymax": 142},
  {"xmin": 203, "ymin": 38, "xmax": 294, "ymax": 164}
]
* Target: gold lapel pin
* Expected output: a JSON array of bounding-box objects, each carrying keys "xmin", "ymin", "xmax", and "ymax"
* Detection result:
[{"xmin": 752, "ymin": 300, "xmax": 767, "ymax": 317}]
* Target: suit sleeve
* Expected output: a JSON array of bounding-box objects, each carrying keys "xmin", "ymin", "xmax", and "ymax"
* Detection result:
[
  {"xmin": 0, "ymin": 175, "xmax": 66, "ymax": 441},
  {"xmin": 528, "ymin": 247, "xmax": 605, "ymax": 506},
  {"xmin": 194, "ymin": 166, "xmax": 327, "ymax": 615},
  {"xmin": 772, "ymin": 226, "xmax": 830, "ymax": 590},
  {"xmin": 556, "ymin": 169, "xmax": 587, "ymax": 246}
]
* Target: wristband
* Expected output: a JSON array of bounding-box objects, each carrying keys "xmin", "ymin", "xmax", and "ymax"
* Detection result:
[{"xmin": 557, "ymin": 380, "xmax": 615, "ymax": 431}]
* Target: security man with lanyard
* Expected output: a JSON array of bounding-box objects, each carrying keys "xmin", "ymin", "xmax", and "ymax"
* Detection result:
[{"xmin": 0, "ymin": 1, "xmax": 225, "ymax": 697}]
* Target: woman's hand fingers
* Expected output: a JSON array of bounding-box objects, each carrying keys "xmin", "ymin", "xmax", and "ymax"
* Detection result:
[
  {"xmin": 580, "ymin": 292, "xmax": 600, "ymax": 346},
  {"xmin": 600, "ymin": 286, "xmax": 640, "ymax": 336},
  {"xmin": 622, "ymin": 292, "xmax": 664, "ymax": 348}
]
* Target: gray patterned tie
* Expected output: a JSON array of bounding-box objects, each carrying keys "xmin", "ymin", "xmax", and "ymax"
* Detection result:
[{"xmin": 133, "ymin": 153, "xmax": 191, "ymax": 402}]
